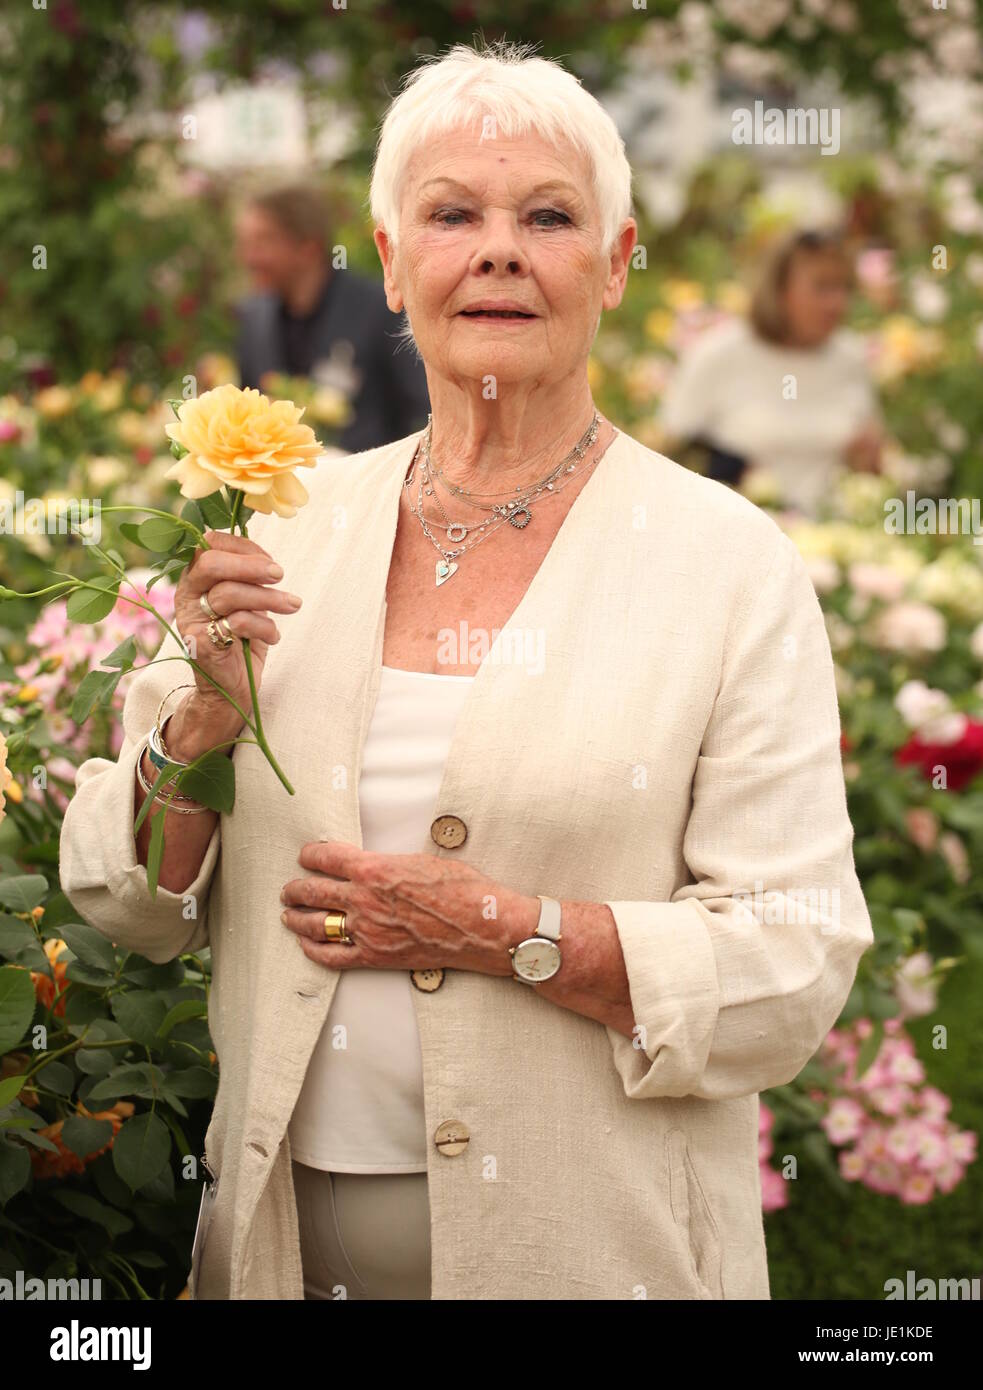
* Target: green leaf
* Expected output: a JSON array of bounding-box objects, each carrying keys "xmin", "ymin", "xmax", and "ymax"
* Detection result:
[
  {"xmin": 60, "ymin": 1115, "xmax": 114, "ymax": 1160},
  {"xmin": 128, "ymin": 1250, "xmax": 167, "ymax": 1269},
  {"xmin": 65, "ymin": 959, "xmax": 116, "ymax": 989},
  {"xmin": 0, "ymin": 875, "xmax": 48, "ymax": 913},
  {"xmin": 0, "ymin": 915, "xmax": 47, "ymax": 970},
  {"xmin": 180, "ymin": 500, "xmax": 205, "ymax": 532},
  {"xmin": 0, "ymin": 1138, "xmax": 31, "ymax": 1205},
  {"xmin": 137, "ymin": 517, "xmax": 187, "ymax": 552},
  {"xmin": 156, "ymin": 999, "xmax": 207, "ymax": 1040},
  {"xmin": 53, "ymin": 1189, "xmax": 134, "ymax": 1236},
  {"xmin": 66, "ymin": 577, "xmax": 120, "ymax": 625},
  {"xmin": 0, "ymin": 1074, "xmax": 26, "ymax": 1108},
  {"xmin": 99, "ymin": 635, "xmax": 138, "ymax": 670},
  {"xmin": 120, "ymin": 957, "xmax": 184, "ymax": 989},
  {"xmin": 71, "ymin": 667, "xmax": 121, "ymax": 724},
  {"xmin": 113, "ymin": 1111, "xmax": 170, "ymax": 1191},
  {"xmin": 0, "ymin": 966, "xmax": 37, "ymax": 1055},
  {"xmin": 59, "ymin": 923, "xmax": 118, "ymax": 975},
  {"xmin": 117, "ymin": 522, "xmax": 145, "ymax": 546},
  {"xmin": 39, "ymin": 1060, "xmax": 75, "ymax": 1095},
  {"xmin": 197, "ymin": 492, "xmax": 232, "ymax": 529},
  {"xmin": 76, "ymin": 1048, "xmax": 117, "ymax": 1077},
  {"xmin": 174, "ymin": 751, "xmax": 235, "ymax": 814},
  {"xmin": 87, "ymin": 1063, "xmax": 163, "ymax": 1103},
  {"xmin": 161, "ymin": 1065, "xmax": 216, "ymax": 1099},
  {"xmin": 146, "ymin": 810, "xmax": 165, "ymax": 900},
  {"xmin": 110, "ymin": 991, "xmax": 167, "ymax": 1048}
]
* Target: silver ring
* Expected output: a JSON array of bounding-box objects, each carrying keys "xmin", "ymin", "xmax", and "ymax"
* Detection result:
[{"xmin": 200, "ymin": 591, "xmax": 221, "ymax": 622}]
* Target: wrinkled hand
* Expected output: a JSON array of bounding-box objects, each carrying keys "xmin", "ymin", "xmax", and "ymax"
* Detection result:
[{"xmin": 280, "ymin": 840, "xmax": 540, "ymax": 975}]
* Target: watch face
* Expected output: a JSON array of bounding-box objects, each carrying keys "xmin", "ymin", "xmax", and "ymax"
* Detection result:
[{"xmin": 512, "ymin": 937, "xmax": 561, "ymax": 982}]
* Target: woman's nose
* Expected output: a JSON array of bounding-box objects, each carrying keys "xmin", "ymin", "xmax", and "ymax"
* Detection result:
[{"xmin": 468, "ymin": 212, "xmax": 530, "ymax": 274}]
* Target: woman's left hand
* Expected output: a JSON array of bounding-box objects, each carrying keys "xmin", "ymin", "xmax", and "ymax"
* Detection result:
[{"xmin": 280, "ymin": 840, "xmax": 539, "ymax": 976}]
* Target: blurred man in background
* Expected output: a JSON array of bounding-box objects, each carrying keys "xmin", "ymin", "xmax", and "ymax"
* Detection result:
[{"xmin": 234, "ymin": 184, "xmax": 430, "ymax": 452}]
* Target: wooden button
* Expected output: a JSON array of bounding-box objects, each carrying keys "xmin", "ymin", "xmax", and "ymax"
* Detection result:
[
  {"xmin": 430, "ymin": 814, "xmax": 467, "ymax": 849},
  {"xmin": 434, "ymin": 1119, "xmax": 470, "ymax": 1156},
  {"xmin": 411, "ymin": 968, "xmax": 444, "ymax": 992}
]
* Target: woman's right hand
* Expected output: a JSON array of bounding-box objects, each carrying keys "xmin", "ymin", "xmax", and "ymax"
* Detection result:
[{"xmin": 172, "ymin": 528, "xmax": 303, "ymax": 736}]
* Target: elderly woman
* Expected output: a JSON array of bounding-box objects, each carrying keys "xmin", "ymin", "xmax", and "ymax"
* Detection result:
[
  {"xmin": 59, "ymin": 42, "xmax": 872, "ymax": 1302},
  {"xmin": 660, "ymin": 227, "xmax": 884, "ymax": 516}
]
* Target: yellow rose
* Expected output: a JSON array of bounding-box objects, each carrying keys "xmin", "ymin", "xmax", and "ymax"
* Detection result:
[
  {"xmin": 661, "ymin": 279, "xmax": 704, "ymax": 312},
  {"xmin": 164, "ymin": 384, "xmax": 322, "ymax": 518},
  {"xmin": 643, "ymin": 309, "xmax": 674, "ymax": 343},
  {"xmin": 308, "ymin": 387, "xmax": 351, "ymax": 428},
  {"xmin": 34, "ymin": 386, "xmax": 74, "ymax": 419}
]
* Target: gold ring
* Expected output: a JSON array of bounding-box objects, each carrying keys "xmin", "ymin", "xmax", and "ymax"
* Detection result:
[
  {"xmin": 323, "ymin": 910, "xmax": 354, "ymax": 945},
  {"xmin": 200, "ymin": 591, "xmax": 221, "ymax": 621},
  {"xmin": 206, "ymin": 617, "xmax": 235, "ymax": 649}
]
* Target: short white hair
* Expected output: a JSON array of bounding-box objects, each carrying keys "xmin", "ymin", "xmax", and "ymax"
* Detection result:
[{"xmin": 369, "ymin": 39, "xmax": 633, "ymax": 287}]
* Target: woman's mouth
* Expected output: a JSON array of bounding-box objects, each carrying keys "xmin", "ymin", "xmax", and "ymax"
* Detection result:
[{"xmin": 458, "ymin": 309, "xmax": 537, "ymax": 320}]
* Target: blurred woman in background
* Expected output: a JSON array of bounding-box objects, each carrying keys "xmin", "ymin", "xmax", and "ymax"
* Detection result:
[{"xmin": 659, "ymin": 227, "xmax": 883, "ymax": 515}]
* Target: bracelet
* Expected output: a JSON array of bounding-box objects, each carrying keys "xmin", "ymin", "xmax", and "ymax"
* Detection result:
[
  {"xmin": 155, "ymin": 685, "xmax": 197, "ymax": 763},
  {"xmin": 136, "ymin": 739, "xmax": 209, "ymax": 814}
]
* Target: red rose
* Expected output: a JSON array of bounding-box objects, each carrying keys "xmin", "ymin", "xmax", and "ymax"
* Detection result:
[{"xmin": 895, "ymin": 718, "xmax": 983, "ymax": 792}]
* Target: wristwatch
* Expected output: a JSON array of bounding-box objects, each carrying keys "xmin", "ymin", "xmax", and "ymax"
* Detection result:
[{"xmin": 509, "ymin": 895, "xmax": 562, "ymax": 984}]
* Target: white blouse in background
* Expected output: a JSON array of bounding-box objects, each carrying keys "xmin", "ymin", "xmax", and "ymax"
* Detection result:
[
  {"xmin": 288, "ymin": 663, "xmax": 475, "ymax": 1174},
  {"xmin": 659, "ymin": 317, "xmax": 881, "ymax": 516}
]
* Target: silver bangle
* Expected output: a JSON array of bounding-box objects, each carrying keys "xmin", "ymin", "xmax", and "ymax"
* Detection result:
[{"xmin": 136, "ymin": 738, "xmax": 209, "ymax": 814}]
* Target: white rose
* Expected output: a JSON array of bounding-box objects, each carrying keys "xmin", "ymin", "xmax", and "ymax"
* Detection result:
[
  {"xmin": 848, "ymin": 561, "xmax": 908, "ymax": 602},
  {"xmin": 874, "ymin": 601, "xmax": 947, "ymax": 654},
  {"xmin": 804, "ymin": 555, "xmax": 840, "ymax": 594},
  {"xmin": 894, "ymin": 679, "xmax": 951, "ymax": 728}
]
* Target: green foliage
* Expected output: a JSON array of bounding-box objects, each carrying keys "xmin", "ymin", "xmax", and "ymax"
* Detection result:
[{"xmin": 0, "ymin": 885, "xmax": 217, "ymax": 1300}]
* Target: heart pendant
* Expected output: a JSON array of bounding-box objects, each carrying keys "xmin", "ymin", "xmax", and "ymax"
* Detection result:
[
  {"xmin": 506, "ymin": 507, "xmax": 532, "ymax": 529},
  {"xmin": 435, "ymin": 559, "xmax": 459, "ymax": 586}
]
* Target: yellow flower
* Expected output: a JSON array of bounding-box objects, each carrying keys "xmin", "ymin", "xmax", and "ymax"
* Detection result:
[
  {"xmin": 164, "ymin": 385, "xmax": 322, "ymax": 518},
  {"xmin": 308, "ymin": 387, "xmax": 351, "ymax": 428},
  {"xmin": 644, "ymin": 309, "xmax": 674, "ymax": 343},
  {"xmin": 34, "ymin": 386, "xmax": 74, "ymax": 419},
  {"xmin": 93, "ymin": 379, "xmax": 124, "ymax": 412},
  {"xmin": 77, "ymin": 371, "xmax": 104, "ymax": 395},
  {"xmin": 17, "ymin": 685, "xmax": 39, "ymax": 703},
  {"xmin": 662, "ymin": 278, "xmax": 704, "ymax": 312},
  {"xmin": 717, "ymin": 281, "xmax": 749, "ymax": 315}
]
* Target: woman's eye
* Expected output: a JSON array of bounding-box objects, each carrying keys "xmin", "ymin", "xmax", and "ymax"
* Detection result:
[
  {"xmin": 432, "ymin": 208, "xmax": 469, "ymax": 225},
  {"xmin": 531, "ymin": 209, "xmax": 571, "ymax": 228}
]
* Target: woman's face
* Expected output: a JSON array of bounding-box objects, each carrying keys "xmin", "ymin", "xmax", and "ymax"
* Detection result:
[
  {"xmin": 782, "ymin": 250, "xmax": 852, "ymax": 346},
  {"xmin": 374, "ymin": 125, "xmax": 634, "ymax": 389}
]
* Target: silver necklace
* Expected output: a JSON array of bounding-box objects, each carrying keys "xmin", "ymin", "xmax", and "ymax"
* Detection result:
[{"xmin": 406, "ymin": 413, "xmax": 604, "ymax": 586}]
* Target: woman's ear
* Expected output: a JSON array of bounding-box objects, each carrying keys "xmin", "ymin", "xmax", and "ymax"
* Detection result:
[{"xmin": 373, "ymin": 227, "xmax": 405, "ymax": 314}]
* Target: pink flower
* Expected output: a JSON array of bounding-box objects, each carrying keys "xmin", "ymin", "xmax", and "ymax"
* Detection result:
[
  {"xmin": 865, "ymin": 1159, "xmax": 903, "ymax": 1195},
  {"xmin": 918, "ymin": 1087, "xmax": 952, "ymax": 1121},
  {"xmin": 822, "ymin": 1097, "xmax": 865, "ymax": 1144},
  {"xmin": 839, "ymin": 1150, "xmax": 867, "ymax": 1181},
  {"xmin": 884, "ymin": 1121, "xmax": 920, "ymax": 1164},
  {"xmin": 948, "ymin": 1131, "xmax": 977, "ymax": 1164},
  {"xmin": 900, "ymin": 1172, "xmax": 935, "ymax": 1204},
  {"xmin": 759, "ymin": 1164, "xmax": 789, "ymax": 1213}
]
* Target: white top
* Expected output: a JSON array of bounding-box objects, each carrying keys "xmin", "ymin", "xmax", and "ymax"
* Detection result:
[
  {"xmin": 288, "ymin": 663, "xmax": 475, "ymax": 1173},
  {"xmin": 658, "ymin": 318, "xmax": 880, "ymax": 516}
]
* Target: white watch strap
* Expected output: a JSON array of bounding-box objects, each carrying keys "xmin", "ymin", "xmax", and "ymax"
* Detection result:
[{"xmin": 535, "ymin": 895, "xmax": 562, "ymax": 942}]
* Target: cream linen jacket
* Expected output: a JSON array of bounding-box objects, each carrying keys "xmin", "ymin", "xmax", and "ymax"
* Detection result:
[{"xmin": 58, "ymin": 426, "xmax": 873, "ymax": 1300}]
